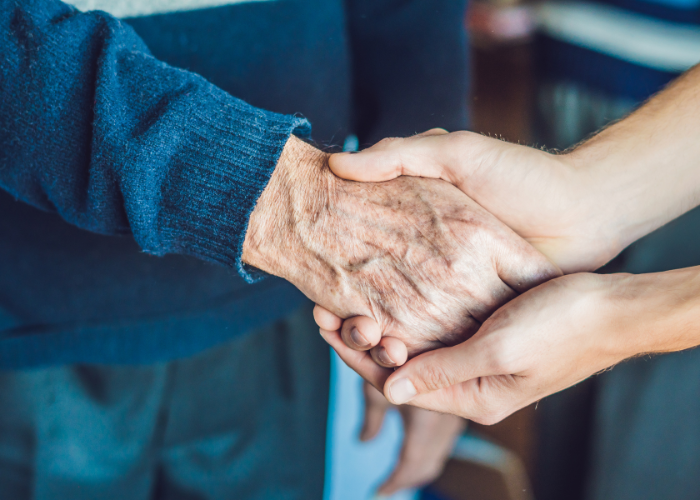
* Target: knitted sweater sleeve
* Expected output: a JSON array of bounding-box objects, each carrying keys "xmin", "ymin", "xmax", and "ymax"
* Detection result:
[{"xmin": 0, "ymin": 0, "xmax": 310, "ymax": 282}]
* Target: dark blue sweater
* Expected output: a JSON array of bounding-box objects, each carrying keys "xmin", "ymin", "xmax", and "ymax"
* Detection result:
[{"xmin": 0, "ymin": 0, "xmax": 469, "ymax": 368}]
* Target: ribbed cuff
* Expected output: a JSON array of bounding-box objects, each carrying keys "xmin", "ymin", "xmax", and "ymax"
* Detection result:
[{"xmin": 147, "ymin": 87, "xmax": 311, "ymax": 283}]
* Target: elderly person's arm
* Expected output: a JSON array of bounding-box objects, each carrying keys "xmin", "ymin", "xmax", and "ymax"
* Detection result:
[
  {"xmin": 317, "ymin": 63, "xmax": 700, "ymax": 423},
  {"xmin": 1, "ymin": 0, "xmax": 309, "ymax": 280},
  {"xmin": 2, "ymin": 1, "xmax": 558, "ymax": 354}
]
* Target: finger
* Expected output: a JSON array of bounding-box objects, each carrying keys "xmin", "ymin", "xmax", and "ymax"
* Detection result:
[
  {"xmin": 376, "ymin": 413, "xmax": 463, "ymax": 496},
  {"xmin": 329, "ymin": 148, "xmax": 403, "ymax": 183},
  {"xmin": 341, "ymin": 315, "xmax": 382, "ymax": 351},
  {"xmin": 328, "ymin": 132, "xmax": 448, "ymax": 183},
  {"xmin": 404, "ymin": 378, "xmax": 483, "ymax": 419},
  {"xmin": 370, "ymin": 336, "xmax": 408, "ymax": 368},
  {"xmin": 494, "ymin": 235, "xmax": 563, "ymax": 294},
  {"xmin": 383, "ymin": 338, "xmax": 499, "ymax": 405},
  {"xmin": 319, "ymin": 328, "xmax": 392, "ymax": 391},
  {"xmin": 377, "ymin": 455, "xmax": 427, "ymax": 496},
  {"xmin": 313, "ymin": 304, "xmax": 342, "ymax": 331},
  {"xmin": 417, "ymin": 127, "xmax": 449, "ymax": 137},
  {"xmin": 360, "ymin": 383, "xmax": 390, "ymax": 442}
]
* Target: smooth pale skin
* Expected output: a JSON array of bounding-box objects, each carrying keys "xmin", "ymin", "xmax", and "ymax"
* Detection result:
[{"xmin": 315, "ymin": 63, "xmax": 700, "ymax": 423}]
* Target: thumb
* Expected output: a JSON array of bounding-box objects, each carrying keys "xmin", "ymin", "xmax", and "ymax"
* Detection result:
[
  {"xmin": 383, "ymin": 337, "xmax": 498, "ymax": 405},
  {"xmin": 328, "ymin": 128, "xmax": 450, "ymax": 183}
]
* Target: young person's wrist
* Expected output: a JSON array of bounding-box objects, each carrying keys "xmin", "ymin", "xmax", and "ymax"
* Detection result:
[
  {"xmin": 565, "ymin": 72, "xmax": 700, "ymax": 259},
  {"xmin": 600, "ymin": 267, "xmax": 700, "ymax": 359},
  {"xmin": 635, "ymin": 267, "xmax": 700, "ymax": 354},
  {"xmin": 551, "ymin": 148, "xmax": 628, "ymax": 270}
]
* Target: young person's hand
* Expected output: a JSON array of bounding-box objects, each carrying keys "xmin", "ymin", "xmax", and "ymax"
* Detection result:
[
  {"xmin": 323, "ymin": 268, "xmax": 700, "ymax": 424},
  {"xmin": 329, "ymin": 128, "xmax": 611, "ymax": 274},
  {"xmin": 329, "ymin": 65, "xmax": 700, "ymax": 276},
  {"xmin": 361, "ymin": 382, "xmax": 464, "ymax": 496},
  {"xmin": 316, "ymin": 64, "xmax": 700, "ymax": 423},
  {"xmin": 322, "ymin": 64, "xmax": 700, "ymax": 363}
]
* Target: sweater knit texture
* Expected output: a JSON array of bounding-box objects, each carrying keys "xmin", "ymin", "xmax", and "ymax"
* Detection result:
[{"xmin": 0, "ymin": 0, "xmax": 470, "ymax": 368}]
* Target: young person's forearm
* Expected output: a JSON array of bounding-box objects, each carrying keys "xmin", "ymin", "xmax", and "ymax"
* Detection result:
[
  {"xmin": 606, "ymin": 266, "xmax": 700, "ymax": 358},
  {"xmin": 569, "ymin": 64, "xmax": 700, "ymax": 253}
]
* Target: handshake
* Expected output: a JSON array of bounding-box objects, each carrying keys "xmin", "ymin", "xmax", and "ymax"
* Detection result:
[
  {"xmin": 243, "ymin": 70, "xmax": 700, "ymax": 427},
  {"xmin": 242, "ymin": 128, "xmax": 624, "ymax": 425}
]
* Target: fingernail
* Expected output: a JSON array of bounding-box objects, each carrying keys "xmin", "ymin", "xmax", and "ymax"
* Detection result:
[
  {"xmin": 377, "ymin": 347, "xmax": 394, "ymax": 366},
  {"xmin": 388, "ymin": 378, "xmax": 417, "ymax": 404},
  {"xmin": 350, "ymin": 327, "xmax": 369, "ymax": 348}
]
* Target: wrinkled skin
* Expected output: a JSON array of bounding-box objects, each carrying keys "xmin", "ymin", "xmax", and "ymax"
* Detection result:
[{"xmin": 243, "ymin": 137, "xmax": 561, "ymax": 356}]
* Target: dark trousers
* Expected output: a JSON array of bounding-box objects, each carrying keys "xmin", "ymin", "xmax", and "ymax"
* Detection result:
[{"xmin": 0, "ymin": 304, "xmax": 329, "ymax": 500}]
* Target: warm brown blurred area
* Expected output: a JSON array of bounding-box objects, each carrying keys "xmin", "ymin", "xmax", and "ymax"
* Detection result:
[
  {"xmin": 429, "ymin": 407, "xmax": 539, "ymax": 500},
  {"xmin": 471, "ymin": 43, "xmax": 534, "ymax": 145}
]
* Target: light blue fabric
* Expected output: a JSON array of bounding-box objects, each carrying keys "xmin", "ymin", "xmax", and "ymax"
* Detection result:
[{"xmin": 325, "ymin": 351, "xmax": 418, "ymax": 500}]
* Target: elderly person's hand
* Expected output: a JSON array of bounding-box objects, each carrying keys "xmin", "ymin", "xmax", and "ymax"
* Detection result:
[
  {"xmin": 361, "ymin": 382, "xmax": 464, "ymax": 496},
  {"xmin": 313, "ymin": 128, "xmax": 604, "ymax": 363},
  {"xmin": 243, "ymin": 136, "xmax": 560, "ymax": 357}
]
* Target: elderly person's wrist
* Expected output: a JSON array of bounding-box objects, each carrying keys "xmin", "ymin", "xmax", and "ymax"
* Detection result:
[{"xmin": 242, "ymin": 135, "xmax": 335, "ymax": 285}]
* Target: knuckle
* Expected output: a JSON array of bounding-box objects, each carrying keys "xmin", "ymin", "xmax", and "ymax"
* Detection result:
[
  {"xmin": 376, "ymin": 136, "xmax": 401, "ymax": 148},
  {"xmin": 472, "ymin": 407, "xmax": 507, "ymax": 426},
  {"xmin": 425, "ymin": 127, "xmax": 449, "ymax": 136},
  {"xmin": 373, "ymin": 137, "xmax": 406, "ymax": 178},
  {"xmin": 483, "ymin": 336, "xmax": 515, "ymax": 374},
  {"xmin": 471, "ymin": 399, "xmax": 510, "ymax": 426},
  {"xmin": 450, "ymin": 130, "xmax": 472, "ymax": 139},
  {"xmin": 416, "ymin": 362, "xmax": 454, "ymax": 393}
]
